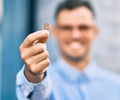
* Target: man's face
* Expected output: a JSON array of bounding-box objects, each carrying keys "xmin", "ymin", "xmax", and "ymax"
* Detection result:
[{"xmin": 53, "ymin": 6, "xmax": 98, "ymax": 61}]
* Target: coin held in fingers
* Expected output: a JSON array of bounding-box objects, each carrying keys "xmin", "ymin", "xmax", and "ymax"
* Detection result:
[{"xmin": 42, "ymin": 23, "xmax": 51, "ymax": 30}]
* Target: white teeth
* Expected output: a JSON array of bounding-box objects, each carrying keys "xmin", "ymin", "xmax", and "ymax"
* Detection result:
[{"xmin": 70, "ymin": 42, "xmax": 81, "ymax": 49}]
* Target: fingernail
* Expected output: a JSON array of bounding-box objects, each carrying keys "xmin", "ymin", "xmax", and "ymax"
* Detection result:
[{"xmin": 43, "ymin": 30, "xmax": 49, "ymax": 35}]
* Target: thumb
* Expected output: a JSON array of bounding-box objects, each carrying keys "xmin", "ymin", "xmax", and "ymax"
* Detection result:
[{"xmin": 38, "ymin": 30, "xmax": 49, "ymax": 43}]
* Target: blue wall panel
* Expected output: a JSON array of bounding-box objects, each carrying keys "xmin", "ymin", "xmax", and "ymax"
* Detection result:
[{"xmin": 1, "ymin": 0, "xmax": 31, "ymax": 99}]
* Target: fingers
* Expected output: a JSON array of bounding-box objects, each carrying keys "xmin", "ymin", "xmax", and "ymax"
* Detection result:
[
  {"xmin": 22, "ymin": 30, "xmax": 49, "ymax": 47},
  {"xmin": 20, "ymin": 43, "xmax": 47, "ymax": 59},
  {"xmin": 25, "ymin": 50, "xmax": 49, "ymax": 65},
  {"xmin": 30, "ymin": 58, "xmax": 50, "ymax": 74},
  {"xmin": 30, "ymin": 43, "xmax": 47, "ymax": 56}
]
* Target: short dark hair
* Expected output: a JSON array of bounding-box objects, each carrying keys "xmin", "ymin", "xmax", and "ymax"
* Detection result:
[{"xmin": 55, "ymin": 0, "xmax": 95, "ymax": 19}]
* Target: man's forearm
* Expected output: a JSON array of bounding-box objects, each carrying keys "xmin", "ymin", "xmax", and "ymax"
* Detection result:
[{"xmin": 16, "ymin": 66, "xmax": 51, "ymax": 100}]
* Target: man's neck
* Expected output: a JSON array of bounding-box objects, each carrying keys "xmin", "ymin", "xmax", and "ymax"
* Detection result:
[{"xmin": 62, "ymin": 55, "xmax": 91, "ymax": 71}]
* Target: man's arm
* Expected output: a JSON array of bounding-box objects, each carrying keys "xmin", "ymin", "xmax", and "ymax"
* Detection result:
[
  {"xmin": 19, "ymin": 30, "xmax": 50, "ymax": 83},
  {"xmin": 16, "ymin": 66, "xmax": 51, "ymax": 100},
  {"xmin": 16, "ymin": 30, "xmax": 51, "ymax": 99}
]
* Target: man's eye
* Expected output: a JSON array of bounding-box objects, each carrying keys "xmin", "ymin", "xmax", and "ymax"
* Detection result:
[
  {"xmin": 79, "ymin": 26, "xmax": 90, "ymax": 30},
  {"xmin": 61, "ymin": 26, "xmax": 72, "ymax": 30}
]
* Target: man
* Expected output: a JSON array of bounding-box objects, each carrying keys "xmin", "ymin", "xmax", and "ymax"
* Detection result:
[{"xmin": 16, "ymin": 0, "xmax": 120, "ymax": 100}]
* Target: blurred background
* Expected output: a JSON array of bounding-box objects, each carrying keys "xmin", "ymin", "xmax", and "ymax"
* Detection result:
[{"xmin": 0, "ymin": 0, "xmax": 120, "ymax": 99}]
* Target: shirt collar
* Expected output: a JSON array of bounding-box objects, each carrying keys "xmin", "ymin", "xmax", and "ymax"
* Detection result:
[{"xmin": 56, "ymin": 58, "xmax": 98, "ymax": 83}]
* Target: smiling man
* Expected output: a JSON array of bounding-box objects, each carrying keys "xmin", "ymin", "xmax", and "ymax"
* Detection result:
[{"xmin": 16, "ymin": 0, "xmax": 120, "ymax": 100}]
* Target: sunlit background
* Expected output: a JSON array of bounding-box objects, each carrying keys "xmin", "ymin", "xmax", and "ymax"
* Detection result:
[{"xmin": 0, "ymin": 0, "xmax": 120, "ymax": 99}]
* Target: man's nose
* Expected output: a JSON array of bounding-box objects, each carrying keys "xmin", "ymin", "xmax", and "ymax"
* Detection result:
[{"xmin": 71, "ymin": 29, "xmax": 82, "ymax": 39}]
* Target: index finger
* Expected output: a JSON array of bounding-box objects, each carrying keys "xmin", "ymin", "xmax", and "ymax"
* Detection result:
[{"xmin": 22, "ymin": 30, "xmax": 49, "ymax": 47}]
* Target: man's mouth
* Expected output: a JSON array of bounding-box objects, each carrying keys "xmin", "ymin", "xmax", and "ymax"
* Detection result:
[
  {"xmin": 67, "ymin": 41, "xmax": 83, "ymax": 50},
  {"xmin": 70, "ymin": 42, "xmax": 80, "ymax": 48}
]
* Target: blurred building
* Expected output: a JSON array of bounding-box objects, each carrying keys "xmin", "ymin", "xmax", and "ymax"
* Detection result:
[
  {"xmin": 92, "ymin": 0, "xmax": 120, "ymax": 72},
  {"xmin": 0, "ymin": 0, "xmax": 120, "ymax": 99}
]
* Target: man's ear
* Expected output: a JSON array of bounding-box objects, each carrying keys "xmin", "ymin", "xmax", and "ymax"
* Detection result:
[
  {"xmin": 51, "ymin": 25, "xmax": 58, "ymax": 40},
  {"xmin": 93, "ymin": 25, "xmax": 99, "ymax": 39}
]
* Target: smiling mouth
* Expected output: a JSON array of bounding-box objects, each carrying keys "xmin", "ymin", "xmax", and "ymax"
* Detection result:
[
  {"xmin": 70, "ymin": 42, "xmax": 80, "ymax": 47},
  {"xmin": 66, "ymin": 41, "xmax": 83, "ymax": 50}
]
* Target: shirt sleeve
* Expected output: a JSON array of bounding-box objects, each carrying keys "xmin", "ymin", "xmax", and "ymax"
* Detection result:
[{"xmin": 16, "ymin": 65, "xmax": 52, "ymax": 100}]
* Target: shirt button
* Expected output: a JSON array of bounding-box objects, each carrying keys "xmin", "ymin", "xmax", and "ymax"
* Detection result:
[{"xmin": 27, "ymin": 86, "xmax": 33, "ymax": 92}]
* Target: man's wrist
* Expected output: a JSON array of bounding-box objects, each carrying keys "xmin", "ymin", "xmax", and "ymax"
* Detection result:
[{"xmin": 24, "ymin": 66, "xmax": 44, "ymax": 83}]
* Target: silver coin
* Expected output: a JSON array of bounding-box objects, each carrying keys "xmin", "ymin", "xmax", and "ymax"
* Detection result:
[{"xmin": 42, "ymin": 23, "xmax": 51, "ymax": 30}]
